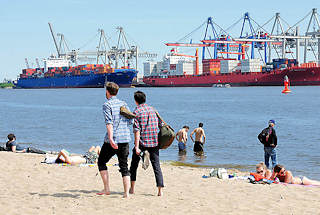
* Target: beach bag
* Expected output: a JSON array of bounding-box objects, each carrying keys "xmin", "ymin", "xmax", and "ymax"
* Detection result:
[
  {"xmin": 0, "ymin": 144, "xmax": 7, "ymax": 151},
  {"xmin": 156, "ymin": 112, "xmax": 175, "ymax": 149},
  {"xmin": 27, "ymin": 147, "xmax": 46, "ymax": 154}
]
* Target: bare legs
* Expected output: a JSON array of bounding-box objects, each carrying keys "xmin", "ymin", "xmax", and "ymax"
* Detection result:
[
  {"xmin": 158, "ymin": 187, "xmax": 163, "ymax": 196},
  {"xmin": 98, "ymin": 171, "xmax": 130, "ymax": 198},
  {"xmin": 98, "ymin": 170, "xmax": 111, "ymax": 195},
  {"xmin": 302, "ymin": 177, "xmax": 320, "ymax": 186},
  {"xmin": 129, "ymin": 181, "xmax": 135, "ymax": 194},
  {"xmin": 123, "ymin": 176, "xmax": 130, "ymax": 198},
  {"xmin": 89, "ymin": 146, "xmax": 101, "ymax": 155}
]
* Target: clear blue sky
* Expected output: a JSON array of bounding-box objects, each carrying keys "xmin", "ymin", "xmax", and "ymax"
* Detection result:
[{"xmin": 1, "ymin": 0, "xmax": 319, "ymax": 81}]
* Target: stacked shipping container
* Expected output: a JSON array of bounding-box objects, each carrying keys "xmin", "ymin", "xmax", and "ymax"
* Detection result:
[
  {"xmin": 220, "ymin": 60, "xmax": 239, "ymax": 73},
  {"xmin": 240, "ymin": 59, "xmax": 261, "ymax": 73},
  {"xmin": 202, "ymin": 59, "xmax": 220, "ymax": 74}
]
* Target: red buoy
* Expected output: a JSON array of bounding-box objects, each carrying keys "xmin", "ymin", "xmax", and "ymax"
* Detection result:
[{"xmin": 282, "ymin": 75, "xmax": 291, "ymax": 94}]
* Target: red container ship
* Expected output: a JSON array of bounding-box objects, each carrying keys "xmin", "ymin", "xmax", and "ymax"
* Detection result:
[
  {"xmin": 143, "ymin": 62, "xmax": 320, "ymax": 87},
  {"xmin": 143, "ymin": 11, "xmax": 320, "ymax": 87}
]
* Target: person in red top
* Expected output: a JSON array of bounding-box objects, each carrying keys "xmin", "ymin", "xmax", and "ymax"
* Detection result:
[{"xmin": 129, "ymin": 91, "xmax": 164, "ymax": 196}]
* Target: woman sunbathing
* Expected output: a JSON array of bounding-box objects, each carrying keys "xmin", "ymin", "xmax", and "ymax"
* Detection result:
[
  {"xmin": 255, "ymin": 162, "xmax": 272, "ymax": 179},
  {"xmin": 271, "ymin": 164, "xmax": 320, "ymax": 185},
  {"xmin": 54, "ymin": 146, "xmax": 100, "ymax": 165}
]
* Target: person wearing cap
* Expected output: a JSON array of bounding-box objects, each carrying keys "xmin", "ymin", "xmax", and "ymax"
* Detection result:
[{"xmin": 258, "ymin": 120, "xmax": 277, "ymax": 169}]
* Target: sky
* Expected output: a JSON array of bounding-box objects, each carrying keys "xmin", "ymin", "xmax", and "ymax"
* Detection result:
[{"xmin": 1, "ymin": 0, "xmax": 320, "ymax": 81}]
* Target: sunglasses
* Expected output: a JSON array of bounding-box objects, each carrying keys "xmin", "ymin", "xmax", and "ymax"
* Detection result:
[
  {"xmin": 278, "ymin": 169, "xmax": 286, "ymax": 175},
  {"xmin": 256, "ymin": 170, "xmax": 264, "ymax": 174}
]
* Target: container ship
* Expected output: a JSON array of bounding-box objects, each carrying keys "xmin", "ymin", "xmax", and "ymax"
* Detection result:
[
  {"xmin": 143, "ymin": 55, "xmax": 320, "ymax": 87},
  {"xmin": 143, "ymin": 10, "xmax": 320, "ymax": 87},
  {"xmin": 16, "ymin": 58, "xmax": 137, "ymax": 88},
  {"xmin": 16, "ymin": 24, "xmax": 139, "ymax": 89}
]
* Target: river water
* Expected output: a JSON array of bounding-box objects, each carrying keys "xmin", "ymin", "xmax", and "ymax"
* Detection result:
[{"xmin": 1, "ymin": 86, "xmax": 320, "ymax": 179}]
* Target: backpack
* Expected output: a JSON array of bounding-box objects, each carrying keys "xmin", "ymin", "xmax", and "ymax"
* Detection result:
[{"xmin": 258, "ymin": 128, "xmax": 269, "ymax": 144}]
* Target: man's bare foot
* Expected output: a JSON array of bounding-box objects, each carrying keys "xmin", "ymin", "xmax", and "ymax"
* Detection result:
[
  {"xmin": 96, "ymin": 190, "xmax": 111, "ymax": 195},
  {"xmin": 157, "ymin": 187, "xmax": 163, "ymax": 196},
  {"xmin": 129, "ymin": 187, "xmax": 134, "ymax": 194},
  {"xmin": 123, "ymin": 193, "xmax": 130, "ymax": 198}
]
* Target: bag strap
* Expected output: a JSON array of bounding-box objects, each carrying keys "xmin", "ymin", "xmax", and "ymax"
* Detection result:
[{"xmin": 155, "ymin": 111, "xmax": 167, "ymax": 126}]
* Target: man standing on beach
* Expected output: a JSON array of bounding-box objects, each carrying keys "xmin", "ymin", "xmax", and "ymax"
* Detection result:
[
  {"xmin": 190, "ymin": 123, "xmax": 206, "ymax": 154},
  {"xmin": 176, "ymin": 126, "xmax": 189, "ymax": 153},
  {"xmin": 97, "ymin": 82, "xmax": 132, "ymax": 198},
  {"xmin": 129, "ymin": 91, "xmax": 164, "ymax": 196},
  {"xmin": 258, "ymin": 119, "xmax": 277, "ymax": 169}
]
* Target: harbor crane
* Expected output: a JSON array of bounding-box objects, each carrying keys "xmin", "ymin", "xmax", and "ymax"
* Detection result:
[{"xmin": 48, "ymin": 23, "xmax": 156, "ymax": 70}]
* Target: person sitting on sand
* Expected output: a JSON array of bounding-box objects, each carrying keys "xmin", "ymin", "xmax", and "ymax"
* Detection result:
[
  {"xmin": 54, "ymin": 146, "xmax": 101, "ymax": 165},
  {"xmin": 256, "ymin": 162, "xmax": 271, "ymax": 179},
  {"xmin": 270, "ymin": 164, "xmax": 320, "ymax": 185},
  {"xmin": 6, "ymin": 133, "xmax": 46, "ymax": 154}
]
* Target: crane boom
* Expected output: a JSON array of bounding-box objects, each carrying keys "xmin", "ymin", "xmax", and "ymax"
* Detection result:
[{"xmin": 48, "ymin": 22, "xmax": 60, "ymax": 56}]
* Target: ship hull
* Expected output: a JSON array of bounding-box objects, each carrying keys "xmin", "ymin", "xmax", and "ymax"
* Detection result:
[
  {"xmin": 143, "ymin": 67, "xmax": 320, "ymax": 87},
  {"xmin": 16, "ymin": 69, "xmax": 137, "ymax": 89}
]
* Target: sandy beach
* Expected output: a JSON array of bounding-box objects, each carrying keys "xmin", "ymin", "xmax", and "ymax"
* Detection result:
[{"xmin": 1, "ymin": 151, "xmax": 320, "ymax": 215}]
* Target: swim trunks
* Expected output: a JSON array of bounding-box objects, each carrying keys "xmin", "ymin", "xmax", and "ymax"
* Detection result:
[
  {"xmin": 193, "ymin": 141, "xmax": 204, "ymax": 152},
  {"xmin": 178, "ymin": 142, "xmax": 186, "ymax": 151},
  {"xmin": 83, "ymin": 151, "xmax": 98, "ymax": 164}
]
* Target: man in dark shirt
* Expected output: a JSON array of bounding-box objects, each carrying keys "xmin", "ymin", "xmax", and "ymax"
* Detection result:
[
  {"xmin": 6, "ymin": 133, "xmax": 26, "ymax": 152},
  {"xmin": 5, "ymin": 133, "xmax": 46, "ymax": 154},
  {"xmin": 258, "ymin": 120, "xmax": 277, "ymax": 169}
]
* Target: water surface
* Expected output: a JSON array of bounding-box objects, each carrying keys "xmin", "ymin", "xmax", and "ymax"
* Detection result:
[{"xmin": 1, "ymin": 86, "xmax": 319, "ymax": 179}]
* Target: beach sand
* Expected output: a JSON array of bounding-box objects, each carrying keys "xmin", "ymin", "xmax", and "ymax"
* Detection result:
[{"xmin": 1, "ymin": 152, "xmax": 320, "ymax": 215}]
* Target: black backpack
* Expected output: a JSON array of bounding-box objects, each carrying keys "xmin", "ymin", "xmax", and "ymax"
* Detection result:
[
  {"xmin": 258, "ymin": 128, "xmax": 269, "ymax": 144},
  {"xmin": 0, "ymin": 144, "xmax": 8, "ymax": 151}
]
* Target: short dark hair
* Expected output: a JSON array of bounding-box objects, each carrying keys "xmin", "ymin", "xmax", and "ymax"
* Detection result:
[
  {"xmin": 105, "ymin": 82, "xmax": 119, "ymax": 96},
  {"xmin": 199, "ymin": 123, "xmax": 203, "ymax": 127},
  {"xmin": 273, "ymin": 164, "xmax": 284, "ymax": 173},
  {"xmin": 183, "ymin": 126, "xmax": 189, "ymax": 129},
  {"xmin": 134, "ymin": 91, "xmax": 146, "ymax": 104},
  {"xmin": 7, "ymin": 133, "xmax": 15, "ymax": 141}
]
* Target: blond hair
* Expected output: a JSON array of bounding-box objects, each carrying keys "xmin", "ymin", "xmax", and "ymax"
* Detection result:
[{"xmin": 256, "ymin": 162, "xmax": 267, "ymax": 170}]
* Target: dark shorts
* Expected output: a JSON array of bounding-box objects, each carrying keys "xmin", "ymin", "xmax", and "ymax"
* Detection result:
[
  {"xmin": 193, "ymin": 141, "xmax": 204, "ymax": 152},
  {"xmin": 97, "ymin": 142, "xmax": 130, "ymax": 177}
]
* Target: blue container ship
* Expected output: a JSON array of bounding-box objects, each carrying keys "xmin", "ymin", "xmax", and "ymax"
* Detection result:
[
  {"xmin": 16, "ymin": 24, "xmax": 141, "ymax": 89},
  {"xmin": 16, "ymin": 67, "xmax": 137, "ymax": 89}
]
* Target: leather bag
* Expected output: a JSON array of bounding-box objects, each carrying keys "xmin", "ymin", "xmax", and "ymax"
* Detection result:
[{"xmin": 156, "ymin": 112, "xmax": 175, "ymax": 149}]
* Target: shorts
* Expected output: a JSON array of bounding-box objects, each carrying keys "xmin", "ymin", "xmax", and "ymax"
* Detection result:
[
  {"xmin": 193, "ymin": 141, "xmax": 204, "ymax": 152},
  {"xmin": 178, "ymin": 142, "xmax": 186, "ymax": 151},
  {"xmin": 83, "ymin": 151, "xmax": 98, "ymax": 164}
]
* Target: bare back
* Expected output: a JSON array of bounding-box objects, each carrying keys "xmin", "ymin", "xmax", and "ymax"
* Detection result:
[
  {"xmin": 176, "ymin": 128, "xmax": 188, "ymax": 143},
  {"xmin": 191, "ymin": 127, "xmax": 206, "ymax": 143}
]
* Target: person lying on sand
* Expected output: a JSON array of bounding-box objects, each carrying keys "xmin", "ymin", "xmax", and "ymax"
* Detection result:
[
  {"xmin": 270, "ymin": 164, "xmax": 320, "ymax": 186},
  {"xmin": 256, "ymin": 162, "xmax": 272, "ymax": 179},
  {"xmin": 54, "ymin": 146, "xmax": 100, "ymax": 165},
  {"xmin": 6, "ymin": 133, "xmax": 46, "ymax": 154}
]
